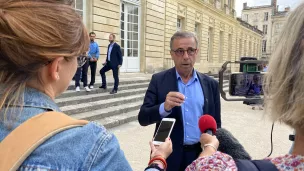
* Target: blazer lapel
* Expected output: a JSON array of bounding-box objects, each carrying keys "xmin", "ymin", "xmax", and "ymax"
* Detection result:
[
  {"xmin": 198, "ymin": 73, "xmax": 209, "ymax": 114},
  {"xmin": 168, "ymin": 67, "xmax": 179, "ymax": 91}
]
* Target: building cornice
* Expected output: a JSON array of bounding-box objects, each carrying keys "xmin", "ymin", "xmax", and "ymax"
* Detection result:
[
  {"xmin": 237, "ymin": 18, "xmax": 263, "ymax": 35},
  {"xmin": 182, "ymin": 0, "xmax": 238, "ymax": 24},
  {"xmin": 243, "ymin": 5, "xmax": 274, "ymax": 10}
]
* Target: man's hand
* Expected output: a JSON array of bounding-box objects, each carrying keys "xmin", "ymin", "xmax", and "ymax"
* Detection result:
[
  {"xmin": 90, "ymin": 57, "xmax": 97, "ymax": 62},
  {"xmin": 118, "ymin": 65, "xmax": 121, "ymax": 68},
  {"xmin": 150, "ymin": 138, "xmax": 172, "ymax": 159},
  {"xmin": 164, "ymin": 92, "xmax": 185, "ymax": 111}
]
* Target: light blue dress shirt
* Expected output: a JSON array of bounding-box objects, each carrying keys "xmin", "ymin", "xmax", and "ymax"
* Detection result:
[
  {"xmin": 159, "ymin": 70, "xmax": 204, "ymax": 145},
  {"xmin": 88, "ymin": 41, "xmax": 100, "ymax": 59},
  {"xmin": 107, "ymin": 43, "xmax": 115, "ymax": 61}
]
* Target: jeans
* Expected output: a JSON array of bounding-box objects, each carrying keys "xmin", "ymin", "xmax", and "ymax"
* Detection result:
[{"xmin": 75, "ymin": 61, "xmax": 89, "ymax": 87}]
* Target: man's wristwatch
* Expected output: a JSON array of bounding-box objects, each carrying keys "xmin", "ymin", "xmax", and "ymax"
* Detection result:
[{"xmin": 145, "ymin": 163, "xmax": 165, "ymax": 171}]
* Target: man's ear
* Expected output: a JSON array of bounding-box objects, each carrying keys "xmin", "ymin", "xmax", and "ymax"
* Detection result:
[{"xmin": 48, "ymin": 57, "xmax": 64, "ymax": 81}]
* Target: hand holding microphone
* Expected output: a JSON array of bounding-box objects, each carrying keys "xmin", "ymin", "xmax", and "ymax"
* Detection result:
[
  {"xmin": 198, "ymin": 114, "xmax": 251, "ymax": 160},
  {"xmin": 198, "ymin": 114, "xmax": 219, "ymax": 156}
]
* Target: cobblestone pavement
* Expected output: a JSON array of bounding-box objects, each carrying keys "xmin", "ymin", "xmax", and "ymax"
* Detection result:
[{"xmin": 109, "ymin": 99, "xmax": 293, "ymax": 171}]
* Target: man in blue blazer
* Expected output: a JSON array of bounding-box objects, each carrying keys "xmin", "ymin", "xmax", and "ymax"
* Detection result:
[
  {"xmin": 138, "ymin": 31, "xmax": 221, "ymax": 171},
  {"xmin": 99, "ymin": 34, "xmax": 123, "ymax": 94}
]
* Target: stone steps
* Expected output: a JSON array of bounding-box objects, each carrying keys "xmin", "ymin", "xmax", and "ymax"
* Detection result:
[
  {"xmin": 67, "ymin": 78, "xmax": 150, "ymax": 90},
  {"xmin": 56, "ymin": 86, "xmax": 148, "ymax": 105},
  {"xmin": 97, "ymin": 110, "xmax": 139, "ymax": 129},
  {"xmin": 60, "ymin": 93, "xmax": 144, "ymax": 115},
  {"xmin": 57, "ymin": 75, "xmax": 230, "ymax": 129}
]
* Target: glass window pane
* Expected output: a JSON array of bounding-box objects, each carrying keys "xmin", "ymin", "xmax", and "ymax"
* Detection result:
[
  {"xmin": 131, "ymin": 24, "xmax": 138, "ymax": 32},
  {"xmin": 133, "ymin": 49, "xmax": 138, "ymax": 57},
  {"xmin": 133, "ymin": 32, "xmax": 138, "ymax": 40},
  {"xmin": 121, "ymin": 40, "xmax": 124, "ymax": 48},
  {"xmin": 121, "ymin": 12, "xmax": 124, "ymax": 21},
  {"xmin": 128, "ymin": 14, "xmax": 133, "ymax": 23},
  {"xmin": 127, "ymin": 49, "xmax": 132, "ymax": 56},
  {"xmin": 128, "ymin": 6, "xmax": 134, "ymax": 14},
  {"xmin": 121, "ymin": 30, "xmax": 124, "ymax": 40},
  {"xmin": 127, "ymin": 23, "xmax": 131, "ymax": 31},
  {"xmin": 122, "ymin": 4, "xmax": 124, "ymax": 12},
  {"xmin": 134, "ymin": 7, "xmax": 138, "ymax": 15},
  {"xmin": 128, "ymin": 23, "xmax": 135, "ymax": 31},
  {"xmin": 133, "ymin": 41, "xmax": 138, "ymax": 49},
  {"xmin": 127, "ymin": 41, "xmax": 132, "ymax": 48},
  {"xmin": 76, "ymin": 0, "xmax": 83, "ymax": 10},
  {"xmin": 120, "ymin": 21, "xmax": 124, "ymax": 30},
  {"xmin": 127, "ymin": 31, "xmax": 133, "ymax": 40},
  {"xmin": 134, "ymin": 15, "xmax": 138, "ymax": 23}
]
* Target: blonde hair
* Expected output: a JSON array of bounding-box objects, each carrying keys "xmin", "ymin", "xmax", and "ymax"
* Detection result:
[
  {"xmin": 264, "ymin": 3, "xmax": 304, "ymax": 129},
  {"xmin": 0, "ymin": 0, "xmax": 89, "ymax": 122}
]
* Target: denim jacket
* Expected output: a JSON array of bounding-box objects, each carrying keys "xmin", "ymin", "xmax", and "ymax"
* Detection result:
[{"xmin": 0, "ymin": 87, "xmax": 132, "ymax": 171}]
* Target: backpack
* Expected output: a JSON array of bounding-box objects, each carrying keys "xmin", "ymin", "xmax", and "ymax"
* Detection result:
[
  {"xmin": 0, "ymin": 112, "xmax": 89, "ymax": 171},
  {"xmin": 236, "ymin": 159, "xmax": 279, "ymax": 171}
]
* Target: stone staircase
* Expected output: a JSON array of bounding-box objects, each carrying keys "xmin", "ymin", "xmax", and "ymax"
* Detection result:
[{"xmin": 55, "ymin": 73, "xmax": 229, "ymax": 129}]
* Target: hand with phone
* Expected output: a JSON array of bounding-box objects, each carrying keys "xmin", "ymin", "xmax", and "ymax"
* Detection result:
[
  {"xmin": 150, "ymin": 138, "xmax": 172, "ymax": 159},
  {"xmin": 148, "ymin": 118, "xmax": 175, "ymax": 170},
  {"xmin": 164, "ymin": 92, "xmax": 185, "ymax": 111}
]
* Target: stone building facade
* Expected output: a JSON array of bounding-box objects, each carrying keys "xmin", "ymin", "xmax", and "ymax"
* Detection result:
[
  {"xmin": 241, "ymin": 0, "xmax": 289, "ymax": 59},
  {"xmin": 271, "ymin": 8, "xmax": 289, "ymax": 53},
  {"xmin": 75, "ymin": 0, "xmax": 262, "ymax": 74}
]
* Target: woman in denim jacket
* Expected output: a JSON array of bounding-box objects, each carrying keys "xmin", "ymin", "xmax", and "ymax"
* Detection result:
[{"xmin": 0, "ymin": 1, "xmax": 133, "ymax": 170}]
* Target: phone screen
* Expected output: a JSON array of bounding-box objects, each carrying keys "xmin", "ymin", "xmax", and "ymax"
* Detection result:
[
  {"xmin": 154, "ymin": 120, "xmax": 174, "ymax": 142},
  {"xmin": 229, "ymin": 73, "xmax": 264, "ymax": 96}
]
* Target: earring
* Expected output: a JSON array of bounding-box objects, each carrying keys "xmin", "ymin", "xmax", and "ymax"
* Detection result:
[{"xmin": 56, "ymin": 75, "xmax": 60, "ymax": 80}]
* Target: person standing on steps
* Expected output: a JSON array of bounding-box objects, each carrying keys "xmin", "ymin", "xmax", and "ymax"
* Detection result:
[
  {"xmin": 75, "ymin": 52, "xmax": 91, "ymax": 92},
  {"xmin": 99, "ymin": 33, "xmax": 123, "ymax": 94},
  {"xmin": 88, "ymin": 32, "xmax": 99, "ymax": 89}
]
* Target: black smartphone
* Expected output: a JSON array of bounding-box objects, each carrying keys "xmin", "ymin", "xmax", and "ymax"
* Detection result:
[{"xmin": 229, "ymin": 72, "xmax": 265, "ymax": 96}]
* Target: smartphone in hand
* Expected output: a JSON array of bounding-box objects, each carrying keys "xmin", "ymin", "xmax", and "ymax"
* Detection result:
[{"xmin": 153, "ymin": 118, "xmax": 176, "ymax": 145}]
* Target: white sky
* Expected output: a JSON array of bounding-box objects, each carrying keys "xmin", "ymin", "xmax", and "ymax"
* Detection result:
[{"xmin": 235, "ymin": 0, "xmax": 302, "ymax": 16}]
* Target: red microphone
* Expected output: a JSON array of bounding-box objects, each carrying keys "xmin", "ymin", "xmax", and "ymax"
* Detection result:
[{"xmin": 198, "ymin": 114, "xmax": 217, "ymax": 135}]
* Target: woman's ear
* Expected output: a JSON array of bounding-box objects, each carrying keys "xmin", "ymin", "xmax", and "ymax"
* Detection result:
[{"xmin": 48, "ymin": 57, "xmax": 64, "ymax": 81}]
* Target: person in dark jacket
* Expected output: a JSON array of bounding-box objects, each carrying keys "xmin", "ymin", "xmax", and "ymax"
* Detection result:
[
  {"xmin": 138, "ymin": 31, "xmax": 221, "ymax": 171},
  {"xmin": 99, "ymin": 33, "xmax": 123, "ymax": 94}
]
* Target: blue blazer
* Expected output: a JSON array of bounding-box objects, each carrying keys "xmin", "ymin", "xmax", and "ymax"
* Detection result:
[
  {"xmin": 138, "ymin": 67, "xmax": 221, "ymax": 171},
  {"xmin": 107, "ymin": 43, "xmax": 123, "ymax": 67}
]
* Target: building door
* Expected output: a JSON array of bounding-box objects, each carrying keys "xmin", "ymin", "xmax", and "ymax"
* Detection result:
[{"xmin": 120, "ymin": 1, "xmax": 140, "ymax": 72}]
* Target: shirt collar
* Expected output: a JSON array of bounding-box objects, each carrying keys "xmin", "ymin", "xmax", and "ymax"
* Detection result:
[{"xmin": 175, "ymin": 69, "xmax": 198, "ymax": 81}]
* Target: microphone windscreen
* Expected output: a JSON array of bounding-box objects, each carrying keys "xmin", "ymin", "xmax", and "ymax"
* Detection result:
[
  {"xmin": 216, "ymin": 128, "xmax": 252, "ymax": 160},
  {"xmin": 198, "ymin": 114, "xmax": 217, "ymax": 134}
]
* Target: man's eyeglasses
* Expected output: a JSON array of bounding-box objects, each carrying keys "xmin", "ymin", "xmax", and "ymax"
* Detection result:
[
  {"xmin": 77, "ymin": 55, "xmax": 88, "ymax": 68},
  {"xmin": 171, "ymin": 48, "xmax": 197, "ymax": 56}
]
